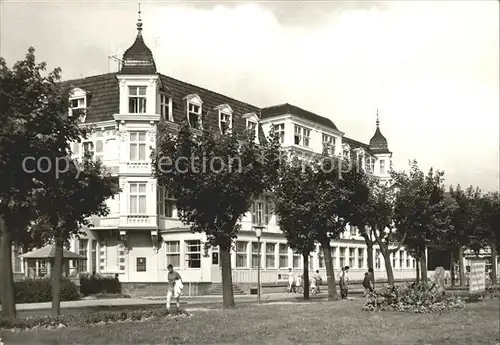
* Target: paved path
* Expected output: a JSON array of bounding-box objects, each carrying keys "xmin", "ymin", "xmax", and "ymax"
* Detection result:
[{"xmin": 2, "ymin": 291, "xmax": 364, "ymax": 318}]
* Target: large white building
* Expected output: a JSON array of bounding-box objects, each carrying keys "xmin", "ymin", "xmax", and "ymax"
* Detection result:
[{"xmin": 51, "ymin": 14, "xmax": 419, "ymax": 295}]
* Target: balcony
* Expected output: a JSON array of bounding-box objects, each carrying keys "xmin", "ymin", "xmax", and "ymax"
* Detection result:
[
  {"xmin": 119, "ymin": 161, "xmax": 151, "ymax": 175},
  {"xmin": 119, "ymin": 215, "xmax": 157, "ymax": 229}
]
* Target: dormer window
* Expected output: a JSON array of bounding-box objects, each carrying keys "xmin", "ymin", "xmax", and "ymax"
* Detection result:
[
  {"xmin": 216, "ymin": 104, "xmax": 233, "ymax": 135},
  {"xmin": 83, "ymin": 141, "xmax": 94, "ymax": 158},
  {"xmin": 342, "ymin": 144, "xmax": 350, "ymax": 159},
  {"xmin": 322, "ymin": 134, "xmax": 335, "ymax": 155},
  {"xmin": 184, "ymin": 94, "xmax": 203, "ymax": 130},
  {"xmin": 242, "ymin": 112, "xmax": 259, "ymax": 143},
  {"xmin": 294, "ymin": 125, "xmax": 310, "ymax": 147},
  {"xmin": 188, "ymin": 103, "xmax": 201, "ymax": 129},
  {"xmin": 128, "ymin": 86, "xmax": 147, "ymax": 113},
  {"xmin": 69, "ymin": 88, "xmax": 87, "ymax": 122},
  {"xmin": 273, "ymin": 123, "xmax": 285, "ymax": 144},
  {"xmin": 160, "ymin": 94, "xmax": 173, "ymax": 121},
  {"xmin": 247, "ymin": 121, "xmax": 257, "ymax": 140}
]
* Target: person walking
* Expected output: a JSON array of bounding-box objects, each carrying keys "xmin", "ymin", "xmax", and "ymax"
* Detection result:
[
  {"xmin": 367, "ymin": 268, "xmax": 375, "ymax": 289},
  {"xmin": 166, "ymin": 264, "xmax": 182, "ymax": 311},
  {"xmin": 362, "ymin": 272, "xmax": 373, "ymax": 296},
  {"xmin": 287, "ymin": 268, "xmax": 296, "ymax": 293},
  {"xmin": 340, "ymin": 266, "xmax": 350, "ymax": 299},
  {"xmin": 312, "ymin": 270, "xmax": 322, "ymax": 293}
]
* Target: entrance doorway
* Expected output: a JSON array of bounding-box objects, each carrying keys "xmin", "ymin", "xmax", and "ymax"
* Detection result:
[{"xmin": 211, "ymin": 247, "xmax": 222, "ymax": 282}]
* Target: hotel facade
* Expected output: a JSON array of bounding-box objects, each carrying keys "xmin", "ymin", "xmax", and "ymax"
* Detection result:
[{"xmin": 16, "ymin": 14, "xmax": 426, "ymax": 294}]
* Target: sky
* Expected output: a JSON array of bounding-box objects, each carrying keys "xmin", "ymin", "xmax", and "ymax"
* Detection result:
[{"xmin": 1, "ymin": 0, "xmax": 499, "ymax": 192}]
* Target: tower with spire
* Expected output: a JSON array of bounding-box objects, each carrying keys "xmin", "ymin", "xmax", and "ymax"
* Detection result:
[{"xmin": 369, "ymin": 109, "xmax": 392, "ymax": 178}]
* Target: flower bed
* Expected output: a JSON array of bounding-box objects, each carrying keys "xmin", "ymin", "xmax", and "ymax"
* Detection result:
[
  {"xmin": 0, "ymin": 308, "xmax": 190, "ymax": 331},
  {"xmin": 362, "ymin": 282, "xmax": 466, "ymax": 313}
]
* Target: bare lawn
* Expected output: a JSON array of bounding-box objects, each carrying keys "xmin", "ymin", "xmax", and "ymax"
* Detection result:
[{"xmin": 1, "ymin": 299, "xmax": 499, "ymax": 345}]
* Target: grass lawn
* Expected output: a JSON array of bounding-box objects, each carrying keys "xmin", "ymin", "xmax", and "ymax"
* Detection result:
[{"xmin": 1, "ymin": 299, "xmax": 499, "ymax": 345}]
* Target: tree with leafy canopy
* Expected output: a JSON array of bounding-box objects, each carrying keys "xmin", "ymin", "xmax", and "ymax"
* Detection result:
[
  {"xmin": 448, "ymin": 185, "xmax": 482, "ymax": 286},
  {"xmin": 32, "ymin": 154, "xmax": 118, "ymax": 316},
  {"xmin": 274, "ymin": 156, "xmax": 318, "ymax": 300},
  {"xmin": 391, "ymin": 160, "xmax": 457, "ymax": 283},
  {"xmin": 476, "ymin": 192, "xmax": 500, "ymax": 285},
  {"xmin": 152, "ymin": 124, "xmax": 281, "ymax": 308},
  {"xmin": 0, "ymin": 47, "xmax": 84, "ymax": 319}
]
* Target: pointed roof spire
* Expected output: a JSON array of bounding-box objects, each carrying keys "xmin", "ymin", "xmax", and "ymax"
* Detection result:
[
  {"xmin": 120, "ymin": 2, "xmax": 157, "ymax": 74},
  {"xmin": 136, "ymin": 2, "xmax": 143, "ymax": 35},
  {"xmin": 369, "ymin": 109, "xmax": 390, "ymax": 154}
]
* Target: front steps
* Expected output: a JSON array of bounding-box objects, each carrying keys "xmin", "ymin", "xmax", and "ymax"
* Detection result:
[{"xmin": 207, "ymin": 283, "xmax": 247, "ymax": 295}]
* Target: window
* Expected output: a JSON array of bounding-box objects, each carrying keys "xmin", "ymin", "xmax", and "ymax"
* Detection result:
[
  {"xmin": 160, "ymin": 94, "xmax": 173, "ymax": 121},
  {"xmin": 339, "ymin": 247, "xmax": 346, "ymax": 268},
  {"xmin": 78, "ymin": 239, "xmax": 88, "ymax": 272},
  {"xmin": 129, "ymin": 183, "xmax": 147, "ymax": 214},
  {"xmin": 273, "ymin": 123, "xmax": 285, "ymax": 144},
  {"xmin": 72, "ymin": 142, "xmax": 80, "ymax": 157},
  {"xmin": 412, "ymin": 258, "xmax": 416, "ymax": 268},
  {"xmin": 369, "ymin": 158, "xmax": 375, "ymax": 173},
  {"xmin": 251, "ymin": 242, "xmax": 261, "ymax": 268},
  {"xmin": 399, "ymin": 250, "xmax": 405, "ymax": 268},
  {"xmin": 331, "ymin": 247, "xmax": 337, "ymax": 268},
  {"xmin": 349, "ymin": 248, "xmax": 355, "ymax": 268},
  {"xmin": 358, "ymin": 248, "xmax": 365, "ymax": 269},
  {"xmin": 118, "ymin": 244, "xmax": 125, "ymax": 271},
  {"xmin": 94, "ymin": 131, "xmax": 104, "ymax": 162},
  {"xmin": 129, "ymin": 132, "xmax": 147, "ymax": 161},
  {"xmin": 157, "ymin": 187, "xmax": 176, "ymax": 218},
  {"xmin": 129, "ymin": 86, "xmax": 147, "ymax": 113},
  {"xmin": 322, "ymin": 134, "xmax": 335, "ymax": 154},
  {"xmin": 219, "ymin": 111, "xmax": 232, "ymax": 134},
  {"xmin": 375, "ymin": 249, "xmax": 381, "ymax": 269},
  {"xmin": 236, "ymin": 241, "xmax": 248, "ymax": 268},
  {"xmin": 279, "ymin": 243, "xmax": 288, "ymax": 268},
  {"xmin": 293, "ymin": 251, "xmax": 301, "ymax": 269},
  {"xmin": 294, "ymin": 125, "xmax": 311, "ymax": 147},
  {"xmin": 349, "ymin": 225, "xmax": 357, "ymax": 236},
  {"xmin": 165, "ymin": 241, "xmax": 180, "ymax": 268},
  {"xmin": 185, "ymin": 240, "xmax": 201, "ymax": 268},
  {"xmin": 380, "ymin": 159, "xmax": 386, "ymax": 174},
  {"xmin": 265, "ymin": 243, "xmax": 276, "ymax": 269},
  {"xmin": 91, "ymin": 240, "xmax": 97, "ymax": 273},
  {"xmin": 69, "ymin": 96, "xmax": 86, "ymax": 121},
  {"xmin": 251, "ymin": 197, "xmax": 271, "ymax": 225},
  {"xmin": 392, "ymin": 253, "xmax": 396, "ymax": 268},
  {"xmin": 247, "ymin": 120, "xmax": 258, "ymax": 141},
  {"xmin": 136, "ymin": 257, "xmax": 146, "ymax": 272},
  {"xmin": 343, "ymin": 149, "xmax": 350, "ymax": 159},
  {"xmin": 188, "ymin": 103, "xmax": 202, "ymax": 129},
  {"xmin": 318, "ymin": 250, "xmax": 325, "ymax": 268},
  {"xmin": 211, "ymin": 246, "xmax": 220, "ymax": 266},
  {"xmin": 406, "ymin": 254, "xmax": 411, "ymax": 268},
  {"xmin": 83, "ymin": 141, "xmax": 94, "ymax": 158}
]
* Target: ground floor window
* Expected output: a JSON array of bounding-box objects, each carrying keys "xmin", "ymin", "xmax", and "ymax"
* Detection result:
[
  {"xmin": 266, "ymin": 243, "xmax": 276, "ymax": 269},
  {"xmin": 78, "ymin": 239, "xmax": 88, "ymax": 272},
  {"xmin": 331, "ymin": 247, "xmax": 337, "ymax": 269},
  {"xmin": 339, "ymin": 247, "xmax": 346, "ymax": 268},
  {"xmin": 399, "ymin": 250, "xmax": 405, "ymax": 268},
  {"xmin": 392, "ymin": 253, "xmax": 396, "ymax": 268},
  {"xmin": 279, "ymin": 244, "xmax": 288, "ymax": 268},
  {"xmin": 349, "ymin": 248, "xmax": 355, "ymax": 268},
  {"xmin": 236, "ymin": 241, "xmax": 248, "ymax": 268},
  {"xmin": 318, "ymin": 250, "xmax": 325, "ymax": 268},
  {"xmin": 375, "ymin": 249, "xmax": 381, "ymax": 269},
  {"xmin": 251, "ymin": 242, "xmax": 261, "ymax": 268},
  {"xmin": 186, "ymin": 240, "xmax": 201, "ymax": 268},
  {"xmin": 293, "ymin": 251, "xmax": 301, "ymax": 269},
  {"xmin": 358, "ymin": 248, "xmax": 364, "ymax": 269},
  {"xmin": 166, "ymin": 241, "xmax": 180, "ymax": 268}
]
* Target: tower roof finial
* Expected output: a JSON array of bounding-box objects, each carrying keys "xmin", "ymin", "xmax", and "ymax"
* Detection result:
[
  {"xmin": 376, "ymin": 108, "xmax": 380, "ymax": 127},
  {"xmin": 136, "ymin": 2, "xmax": 143, "ymax": 34}
]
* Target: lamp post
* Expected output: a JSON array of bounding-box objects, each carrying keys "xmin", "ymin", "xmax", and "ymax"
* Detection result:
[{"xmin": 253, "ymin": 223, "xmax": 264, "ymax": 304}]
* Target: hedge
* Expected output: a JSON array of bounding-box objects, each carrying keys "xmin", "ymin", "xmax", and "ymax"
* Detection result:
[
  {"xmin": 79, "ymin": 273, "xmax": 121, "ymax": 296},
  {"xmin": 0, "ymin": 278, "xmax": 80, "ymax": 304}
]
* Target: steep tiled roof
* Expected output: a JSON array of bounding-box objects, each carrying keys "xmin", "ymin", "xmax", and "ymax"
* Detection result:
[
  {"xmin": 158, "ymin": 74, "xmax": 262, "ymax": 138},
  {"xmin": 261, "ymin": 103, "xmax": 339, "ymax": 131},
  {"xmin": 342, "ymin": 137, "xmax": 370, "ymax": 151},
  {"xmin": 64, "ymin": 73, "xmax": 119, "ymax": 123},
  {"xmin": 369, "ymin": 126, "xmax": 390, "ymax": 154}
]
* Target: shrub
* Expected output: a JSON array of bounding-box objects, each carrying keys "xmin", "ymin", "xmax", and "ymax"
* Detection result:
[
  {"xmin": 0, "ymin": 278, "xmax": 80, "ymax": 304},
  {"xmin": 362, "ymin": 282, "xmax": 465, "ymax": 313},
  {"xmin": 0, "ymin": 308, "xmax": 190, "ymax": 330},
  {"xmin": 80, "ymin": 273, "xmax": 121, "ymax": 296}
]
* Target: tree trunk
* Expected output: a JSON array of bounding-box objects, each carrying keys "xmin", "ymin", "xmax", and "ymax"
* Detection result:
[
  {"xmin": 458, "ymin": 246, "xmax": 465, "ymax": 287},
  {"xmin": 51, "ymin": 236, "xmax": 64, "ymax": 316},
  {"xmin": 416, "ymin": 256, "xmax": 420, "ymax": 283},
  {"xmin": 321, "ymin": 242, "xmax": 338, "ymax": 300},
  {"xmin": 490, "ymin": 244, "xmax": 498, "ymax": 286},
  {"xmin": 302, "ymin": 254, "xmax": 310, "ymax": 300},
  {"xmin": 450, "ymin": 249, "xmax": 456, "ymax": 287},
  {"xmin": 419, "ymin": 255, "xmax": 428, "ymax": 283},
  {"xmin": 0, "ymin": 216, "xmax": 16, "ymax": 319},
  {"xmin": 366, "ymin": 242, "xmax": 374, "ymax": 287},
  {"xmin": 382, "ymin": 249, "xmax": 395, "ymax": 286},
  {"xmin": 220, "ymin": 244, "xmax": 235, "ymax": 308}
]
